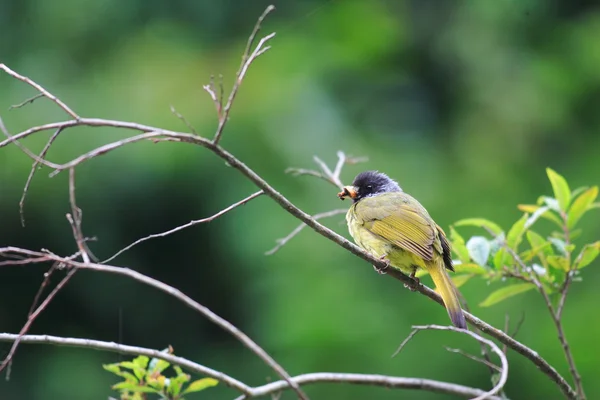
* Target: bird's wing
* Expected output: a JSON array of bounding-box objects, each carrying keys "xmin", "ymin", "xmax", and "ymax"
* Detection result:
[{"xmin": 355, "ymin": 193, "xmax": 438, "ymax": 262}]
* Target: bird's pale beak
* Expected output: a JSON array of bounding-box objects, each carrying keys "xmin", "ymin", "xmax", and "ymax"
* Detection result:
[{"xmin": 338, "ymin": 186, "xmax": 358, "ymax": 200}]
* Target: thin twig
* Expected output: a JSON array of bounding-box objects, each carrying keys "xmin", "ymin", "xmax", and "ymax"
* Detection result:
[
  {"xmin": 0, "ymin": 268, "xmax": 77, "ymax": 373},
  {"xmin": 9, "ymin": 93, "xmax": 44, "ymax": 110},
  {"xmin": 67, "ymin": 168, "xmax": 91, "ymax": 264},
  {"xmin": 103, "ymin": 191, "xmax": 264, "ymax": 263},
  {"xmin": 393, "ymin": 325, "xmax": 509, "ymax": 400},
  {"xmin": 0, "ymin": 63, "xmax": 80, "ymax": 119},
  {"xmin": 286, "ymin": 151, "xmax": 366, "ymax": 190},
  {"xmin": 19, "ymin": 127, "xmax": 63, "ymax": 226},
  {"xmin": 170, "ymin": 105, "xmax": 197, "ymax": 135},
  {"xmin": 266, "ymin": 209, "xmax": 347, "ymax": 255},
  {"xmin": 444, "ymin": 347, "xmax": 502, "ymax": 372},
  {"xmin": 212, "ymin": 5, "xmax": 276, "ymax": 144}
]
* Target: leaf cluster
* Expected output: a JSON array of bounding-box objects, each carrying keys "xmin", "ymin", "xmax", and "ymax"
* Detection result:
[{"xmin": 103, "ymin": 351, "xmax": 218, "ymax": 400}]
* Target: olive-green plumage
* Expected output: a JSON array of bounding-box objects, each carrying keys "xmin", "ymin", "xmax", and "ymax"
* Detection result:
[{"xmin": 340, "ymin": 171, "xmax": 466, "ymax": 329}]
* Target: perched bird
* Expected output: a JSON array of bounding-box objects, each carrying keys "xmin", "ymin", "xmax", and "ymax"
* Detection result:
[{"xmin": 338, "ymin": 171, "xmax": 466, "ymax": 329}]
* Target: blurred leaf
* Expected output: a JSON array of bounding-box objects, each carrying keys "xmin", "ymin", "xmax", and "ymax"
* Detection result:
[
  {"xmin": 112, "ymin": 382, "xmax": 159, "ymax": 393},
  {"xmin": 466, "ymin": 236, "xmax": 491, "ymax": 266},
  {"xmin": 522, "ymin": 230, "xmax": 553, "ymax": 263},
  {"xmin": 590, "ymin": 202, "xmax": 600, "ymax": 209},
  {"xmin": 132, "ymin": 356, "xmax": 149, "ymax": 369},
  {"xmin": 494, "ymin": 214, "xmax": 528, "ymax": 269},
  {"xmin": 524, "ymin": 206, "xmax": 552, "ymax": 229},
  {"xmin": 568, "ymin": 186, "xmax": 598, "ymax": 228},
  {"xmin": 454, "ymin": 218, "xmax": 503, "ymax": 235},
  {"xmin": 451, "ymin": 274, "xmax": 473, "ymax": 288},
  {"xmin": 479, "ymin": 283, "xmax": 536, "ymax": 307},
  {"xmin": 548, "ymin": 237, "xmax": 569, "ymax": 256},
  {"xmin": 103, "ymin": 364, "xmax": 121, "ymax": 375},
  {"xmin": 149, "ymin": 359, "xmax": 170, "ymax": 375},
  {"xmin": 182, "ymin": 378, "xmax": 219, "ymax": 394},
  {"xmin": 575, "ymin": 241, "xmax": 600, "ymax": 269},
  {"xmin": 518, "ymin": 204, "xmax": 562, "ymax": 226},
  {"xmin": 453, "ymin": 262, "xmax": 487, "ymax": 275},
  {"xmin": 450, "ymin": 226, "xmax": 470, "ymax": 263},
  {"xmin": 570, "ymin": 186, "xmax": 590, "ymax": 199},
  {"xmin": 546, "ymin": 168, "xmax": 571, "ymax": 211},
  {"xmin": 547, "ymin": 255, "xmax": 569, "ymax": 271}
]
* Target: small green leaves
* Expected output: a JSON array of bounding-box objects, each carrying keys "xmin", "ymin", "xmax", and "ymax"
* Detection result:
[
  {"xmin": 479, "ymin": 283, "xmax": 536, "ymax": 307},
  {"xmin": 494, "ymin": 213, "xmax": 528, "ymax": 269},
  {"xmin": 104, "ymin": 351, "xmax": 218, "ymax": 399},
  {"xmin": 575, "ymin": 241, "xmax": 600, "ymax": 269},
  {"xmin": 568, "ymin": 186, "xmax": 599, "ymax": 229},
  {"xmin": 454, "ymin": 218, "xmax": 503, "ymax": 235},
  {"xmin": 183, "ymin": 378, "xmax": 219, "ymax": 395},
  {"xmin": 466, "ymin": 236, "xmax": 491, "ymax": 266},
  {"xmin": 546, "ymin": 168, "xmax": 571, "ymax": 211}
]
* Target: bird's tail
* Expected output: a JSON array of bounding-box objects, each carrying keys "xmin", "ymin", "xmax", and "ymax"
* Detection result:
[{"xmin": 428, "ymin": 261, "xmax": 467, "ymax": 329}]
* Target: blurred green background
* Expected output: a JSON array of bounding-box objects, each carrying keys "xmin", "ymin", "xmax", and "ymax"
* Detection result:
[{"xmin": 1, "ymin": 0, "xmax": 599, "ymax": 399}]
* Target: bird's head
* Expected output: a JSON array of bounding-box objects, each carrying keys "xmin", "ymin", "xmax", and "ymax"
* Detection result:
[{"xmin": 338, "ymin": 171, "xmax": 401, "ymax": 202}]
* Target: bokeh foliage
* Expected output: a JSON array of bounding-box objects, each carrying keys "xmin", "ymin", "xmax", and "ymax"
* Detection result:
[{"xmin": 1, "ymin": 0, "xmax": 600, "ymax": 399}]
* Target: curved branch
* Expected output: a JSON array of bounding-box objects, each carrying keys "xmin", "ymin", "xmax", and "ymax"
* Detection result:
[
  {"xmin": 394, "ymin": 325, "xmax": 508, "ymax": 400},
  {"xmin": 0, "ymin": 333, "xmax": 503, "ymax": 400},
  {"xmin": 0, "ymin": 333, "xmax": 251, "ymax": 394}
]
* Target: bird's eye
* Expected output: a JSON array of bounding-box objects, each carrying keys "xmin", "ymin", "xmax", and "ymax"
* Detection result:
[{"xmin": 365, "ymin": 185, "xmax": 373, "ymax": 193}]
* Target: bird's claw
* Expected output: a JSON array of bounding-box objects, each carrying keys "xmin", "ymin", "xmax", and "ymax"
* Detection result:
[
  {"xmin": 404, "ymin": 272, "xmax": 421, "ymax": 292},
  {"xmin": 373, "ymin": 255, "xmax": 390, "ymax": 274}
]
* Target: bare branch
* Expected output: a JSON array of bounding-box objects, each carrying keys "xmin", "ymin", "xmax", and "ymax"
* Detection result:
[
  {"xmin": 265, "ymin": 209, "xmax": 347, "ymax": 255},
  {"xmin": 393, "ymin": 325, "xmax": 508, "ymax": 400},
  {"xmin": 234, "ymin": 372, "xmax": 504, "ymax": 400},
  {"xmin": 0, "ymin": 63, "xmax": 80, "ymax": 119},
  {"xmin": 0, "ymin": 248, "xmax": 305, "ymax": 399},
  {"xmin": 286, "ymin": 151, "xmax": 366, "ymax": 190},
  {"xmin": 19, "ymin": 127, "xmax": 63, "ymax": 226},
  {"xmin": 67, "ymin": 168, "xmax": 93, "ymax": 263},
  {"xmin": 212, "ymin": 5, "xmax": 276, "ymax": 144},
  {"xmin": 104, "ymin": 190, "xmax": 264, "ymax": 263},
  {"xmin": 0, "ymin": 333, "xmax": 502, "ymax": 400},
  {"xmin": 0, "ymin": 333, "xmax": 251, "ymax": 395}
]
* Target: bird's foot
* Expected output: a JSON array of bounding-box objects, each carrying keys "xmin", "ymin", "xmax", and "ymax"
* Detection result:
[
  {"xmin": 373, "ymin": 255, "xmax": 390, "ymax": 275},
  {"xmin": 403, "ymin": 271, "xmax": 421, "ymax": 292}
]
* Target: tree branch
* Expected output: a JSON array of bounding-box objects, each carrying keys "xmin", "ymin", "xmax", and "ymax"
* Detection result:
[
  {"xmin": 0, "ymin": 333, "xmax": 501, "ymax": 400},
  {"xmin": 393, "ymin": 325, "xmax": 508, "ymax": 400},
  {"xmin": 0, "ymin": 248, "xmax": 305, "ymax": 400},
  {"xmin": 103, "ymin": 190, "xmax": 264, "ymax": 263}
]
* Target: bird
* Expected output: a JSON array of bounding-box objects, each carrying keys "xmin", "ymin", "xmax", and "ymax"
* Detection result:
[{"xmin": 338, "ymin": 170, "xmax": 467, "ymax": 329}]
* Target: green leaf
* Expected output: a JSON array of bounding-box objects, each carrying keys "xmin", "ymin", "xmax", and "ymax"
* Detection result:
[
  {"xmin": 133, "ymin": 356, "xmax": 150, "ymax": 369},
  {"xmin": 570, "ymin": 186, "xmax": 590, "ymax": 199},
  {"xmin": 454, "ymin": 218, "xmax": 503, "ymax": 235},
  {"xmin": 112, "ymin": 382, "xmax": 159, "ymax": 393},
  {"xmin": 567, "ymin": 186, "xmax": 598, "ymax": 229},
  {"xmin": 450, "ymin": 274, "xmax": 473, "ymax": 288},
  {"xmin": 466, "ymin": 236, "xmax": 491, "ymax": 266},
  {"xmin": 453, "ymin": 262, "xmax": 487, "ymax": 275},
  {"xmin": 547, "ymin": 255, "xmax": 570, "ymax": 271},
  {"xmin": 449, "ymin": 226, "xmax": 470, "ymax": 263},
  {"xmin": 183, "ymin": 378, "xmax": 219, "ymax": 395},
  {"xmin": 494, "ymin": 214, "xmax": 528, "ymax": 269},
  {"xmin": 524, "ymin": 206, "xmax": 552, "ymax": 229},
  {"xmin": 518, "ymin": 204, "xmax": 562, "ymax": 226},
  {"xmin": 575, "ymin": 241, "xmax": 600, "ymax": 269},
  {"xmin": 479, "ymin": 283, "xmax": 536, "ymax": 307},
  {"xmin": 103, "ymin": 364, "xmax": 121, "ymax": 375},
  {"xmin": 590, "ymin": 202, "xmax": 600, "ymax": 209},
  {"xmin": 149, "ymin": 359, "xmax": 170, "ymax": 375},
  {"xmin": 546, "ymin": 168, "xmax": 571, "ymax": 211}
]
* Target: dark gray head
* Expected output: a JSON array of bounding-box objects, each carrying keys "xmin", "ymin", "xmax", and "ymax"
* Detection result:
[{"xmin": 338, "ymin": 171, "xmax": 402, "ymax": 203}]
